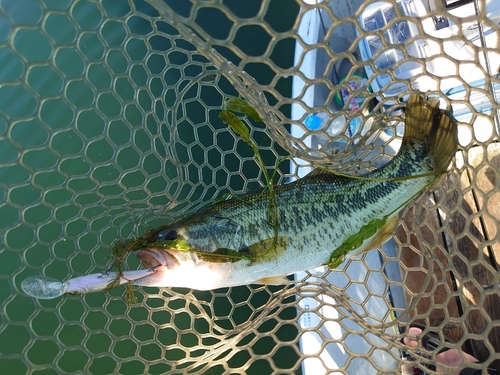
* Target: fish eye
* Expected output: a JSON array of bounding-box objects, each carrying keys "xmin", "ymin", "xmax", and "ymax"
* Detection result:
[{"xmin": 157, "ymin": 230, "xmax": 178, "ymax": 241}]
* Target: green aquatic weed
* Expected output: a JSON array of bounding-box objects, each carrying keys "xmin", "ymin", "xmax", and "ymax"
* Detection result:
[
  {"xmin": 326, "ymin": 216, "xmax": 388, "ymax": 268},
  {"xmin": 219, "ymin": 111, "xmax": 251, "ymax": 144},
  {"xmin": 219, "ymin": 97, "xmax": 280, "ymax": 253},
  {"xmin": 104, "ymin": 226, "xmax": 167, "ymax": 305},
  {"xmin": 147, "ymin": 238, "xmax": 253, "ymax": 263},
  {"xmin": 224, "ymin": 97, "xmax": 263, "ymax": 122},
  {"xmin": 199, "ymin": 248, "xmax": 253, "ymax": 263},
  {"xmin": 124, "ymin": 283, "xmax": 138, "ymax": 305},
  {"xmin": 104, "ymin": 233, "xmax": 251, "ymax": 306}
]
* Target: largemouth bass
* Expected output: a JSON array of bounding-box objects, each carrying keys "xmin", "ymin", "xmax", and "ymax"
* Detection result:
[{"xmin": 22, "ymin": 94, "xmax": 457, "ymax": 299}]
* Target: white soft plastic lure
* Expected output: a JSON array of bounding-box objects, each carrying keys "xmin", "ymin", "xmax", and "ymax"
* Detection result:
[{"xmin": 22, "ymin": 269, "xmax": 155, "ymax": 299}]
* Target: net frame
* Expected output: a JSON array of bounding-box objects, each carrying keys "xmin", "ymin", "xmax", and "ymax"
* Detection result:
[{"xmin": 0, "ymin": 0, "xmax": 499, "ymax": 374}]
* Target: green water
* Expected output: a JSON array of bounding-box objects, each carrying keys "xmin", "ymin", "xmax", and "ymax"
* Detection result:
[{"xmin": 0, "ymin": 0, "xmax": 301, "ymax": 374}]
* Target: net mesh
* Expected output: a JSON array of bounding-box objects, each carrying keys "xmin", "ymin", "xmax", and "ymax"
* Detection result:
[{"xmin": 0, "ymin": 0, "xmax": 499, "ymax": 373}]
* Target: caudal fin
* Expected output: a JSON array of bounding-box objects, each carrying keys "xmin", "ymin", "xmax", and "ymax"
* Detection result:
[{"xmin": 403, "ymin": 93, "xmax": 458, "ymax": 172}]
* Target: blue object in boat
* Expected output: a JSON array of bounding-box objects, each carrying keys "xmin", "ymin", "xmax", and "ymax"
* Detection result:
[
  {"xmin": 348, "ymin": 117, "xmax": 362, "ymax": 136},
  {"xmin": 305, "ymin": 114, "xmax": 323, "ymax": 130}
]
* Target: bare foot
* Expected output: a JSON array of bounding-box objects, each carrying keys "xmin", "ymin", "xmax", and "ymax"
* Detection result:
[{"xmin": 403, "ymin": 327, "xmax": 479, "ymax": 375}]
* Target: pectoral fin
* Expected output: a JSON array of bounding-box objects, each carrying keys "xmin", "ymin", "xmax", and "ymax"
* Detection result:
[
  {"xmin": 247, "ymin": 236, "xmax": 288, "ymax": 264},
  {"xmin": 254, "ymin": 275, "xmax": 293, "ymax": 285}
]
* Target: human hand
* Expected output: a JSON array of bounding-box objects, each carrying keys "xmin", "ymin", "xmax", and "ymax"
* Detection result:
[{"xmin": 403, "ymin": 327, "xmax": 479, "ymax": 375}]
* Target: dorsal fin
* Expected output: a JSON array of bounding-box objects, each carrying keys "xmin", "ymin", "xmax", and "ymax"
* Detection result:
[{"xmin": 304, "ymin": 167, "xmax": 337, "ymax": 178}]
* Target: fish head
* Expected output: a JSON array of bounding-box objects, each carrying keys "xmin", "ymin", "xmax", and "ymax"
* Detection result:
[
  {"xmin": 155, "ymin": 214, "xmax": 249, "ymax": 254},
  {"xmin": 129, "ymin": 214, "xmax": 249, "ymax": 290},
  {"xmin": 132, "ymin": 247, "xmax": 235, "ymax": 290}
]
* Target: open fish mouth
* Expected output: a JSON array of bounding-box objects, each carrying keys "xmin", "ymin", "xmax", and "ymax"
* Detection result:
[{"xmin": 135, "ymin": 248, "xmax": 180, "ymax": 270}]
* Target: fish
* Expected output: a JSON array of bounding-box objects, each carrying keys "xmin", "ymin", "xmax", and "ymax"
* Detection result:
[{"xmin": 22, "ymin": 93, "xmax": 457, "ymax": 299}]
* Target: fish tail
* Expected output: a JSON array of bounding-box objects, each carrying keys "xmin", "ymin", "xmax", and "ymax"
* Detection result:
[{"xmin": 403, "ymin": 93, "xmax": 458, "ymax": 172}]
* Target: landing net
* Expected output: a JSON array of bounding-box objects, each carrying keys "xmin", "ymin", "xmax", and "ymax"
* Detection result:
[{"xmin": 1, "ymin": 0, "xmax": 499, "ymax": 374}]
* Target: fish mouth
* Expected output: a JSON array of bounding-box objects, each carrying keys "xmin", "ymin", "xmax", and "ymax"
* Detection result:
[{"xmin": 135, "ymin": 248, "xmax": 180, "ymax": 270}]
